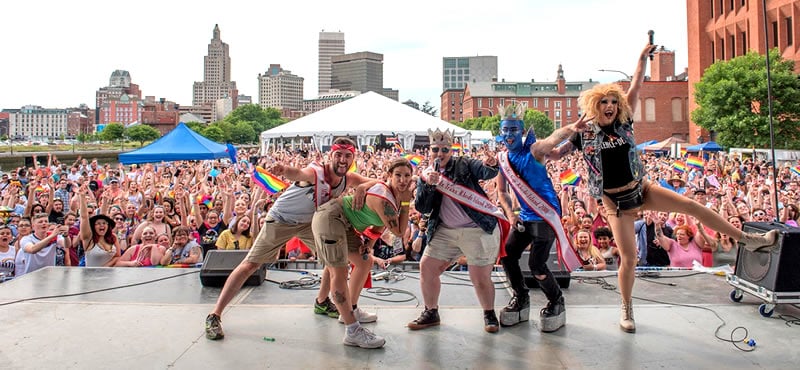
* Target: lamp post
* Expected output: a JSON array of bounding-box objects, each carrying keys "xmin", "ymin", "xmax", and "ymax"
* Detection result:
[{"xmin": 597, "ymin": 69, "xmax": 632, "ymax": 81}]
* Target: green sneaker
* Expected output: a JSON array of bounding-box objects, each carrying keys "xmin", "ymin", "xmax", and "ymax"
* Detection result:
[
  {"xmin": 314, "ymin": 297, "xmax": 340, "ymax": 318},
  {"xmin": 205, "ymin": 313, "xmax": 224, "ymax": 340}
]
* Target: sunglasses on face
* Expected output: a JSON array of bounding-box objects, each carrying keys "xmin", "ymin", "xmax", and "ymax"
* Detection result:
[
  {"xmin": 430, "ymin": 147, "xmax": 450, "ymax": 153},
  {"xmin": 753, "ymin": 212, "xmax": 766, "ymax": 217},
  {"xmin": 600, "ymin": 99, "xmax": 619, "ymax": 105}
]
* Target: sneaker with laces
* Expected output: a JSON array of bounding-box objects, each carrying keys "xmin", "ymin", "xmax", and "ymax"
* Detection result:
[
  {"xmin": 205, "ymin": 313, "xmax": 224, "ymax": 340},
  {"xmin": 740, "ymin": 229, "xmax": 779, "ymax": 252},
  {"xmin": 314, "ymin": 297, "xmax": 340, "ymax": 318},
  {"xmin": 339, "ymin": 307, "xmax": 378, "ymax": 324},
  {"xmin": 500, "ymin": 294, "xmax": 530, "ymax": 327},
  {"xmin": 407, "ymin": 307, "xmax": 440, "ymax": 330},
  {"xmin": 539, "ymin": 296, "xmax": 566, "ymax": 333},
  {"xmin": 484, "ymin": 310, "xmax": 500, "ymax": 333},
  {"xmin": 343, "ymin": 325, "xmax": 386, "ymax": 349}
]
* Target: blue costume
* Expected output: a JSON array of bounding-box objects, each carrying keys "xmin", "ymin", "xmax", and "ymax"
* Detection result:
[{"xmin": 497, "ymin": 111, "xmax": 565, "ymax": 331}]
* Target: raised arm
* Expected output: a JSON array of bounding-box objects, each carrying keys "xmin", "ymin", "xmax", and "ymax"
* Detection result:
[{"xmin": 626, "ymin": 43, "xmax": 658, "ymax": 112}]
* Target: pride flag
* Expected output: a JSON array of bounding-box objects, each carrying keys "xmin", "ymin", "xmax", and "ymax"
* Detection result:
[
  {"xmin": 196, "ymin": 194, "xmax": 213, "ymax": 208},
  {"xmin": 672, "ymin": 161, "xmax": 686, "ymax": 174},
  {"xmin": 366, "ymin": 145, "xmax": 375, "ymax": 153},
  {"xmin": 451, "ymin": 143, "xmax": 464, "ymax": 152},
  {"xmin": 252, "ymin": 166, "xmax": 289, "ymax": 194},
  {"xmin": 559, "ymin": 169, "xmax": 581, "ymax": 186},
  {"xmin": 687, "ymin": 156, "xmax": 704, "ymax": 170},
  {"xmin": 791, "ymin": 166, "xmax": 800, "ymax": 177},
  {"xmin": 680, "ymin": 148, "xmax": 687, "ymax": 157},
  {"xmin": 349, "ymin": 161, "xmax": 358, "ymax": 173},
  {"xmin": 403, "ymin": 154, "xmax": 424, "ymax": 167},
  {"xmin": 393, "ymin": 142, "xmax": 405, "ymax": 153}
]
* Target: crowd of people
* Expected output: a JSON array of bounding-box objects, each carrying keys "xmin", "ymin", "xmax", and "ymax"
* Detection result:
[{"xmin": 1, "ymin": 44, "xmax": 789, "ymax": 349}]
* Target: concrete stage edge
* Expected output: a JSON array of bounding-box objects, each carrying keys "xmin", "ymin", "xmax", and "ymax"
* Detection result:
[{"xmin": 1, "ymin": 267, "xmax": 799, "ymax": 369}]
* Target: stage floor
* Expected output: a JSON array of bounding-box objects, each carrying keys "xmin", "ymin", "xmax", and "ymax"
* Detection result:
[{"xmin": 1, "ymin": 266, "xmax": 799, "ymax": 369}]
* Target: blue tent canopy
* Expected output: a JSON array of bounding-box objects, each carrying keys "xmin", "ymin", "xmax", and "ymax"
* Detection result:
[
  {"xmin": 686, "ymin": 141, "xmax": 723, "ymax": 152},
  {"xmin": 635, "ymin": 140, "xmax": 658, "ymax": 151},
  {"xmin": 118, "ymin": 122, "xmax": 230, "ymax": 164}
]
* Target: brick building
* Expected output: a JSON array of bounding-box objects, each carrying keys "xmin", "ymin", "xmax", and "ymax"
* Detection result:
[
  {"xmin": 687, "ymin": 0, "xmax": 800, "ymax": 144},
  {"xmin": 141, "ymin": 96, "xmax": 180, "ymax": 135}
]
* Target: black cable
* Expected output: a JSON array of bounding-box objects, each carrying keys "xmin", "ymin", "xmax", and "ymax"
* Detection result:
[{"xmin": 0, "ymin": 270, "xmax": 200, "ymax": 307}]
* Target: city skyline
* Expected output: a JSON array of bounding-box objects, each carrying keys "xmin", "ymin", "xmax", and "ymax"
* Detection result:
[{"xmin": 1, "ymin": 0, "xmax": 688, "ymax": 112}]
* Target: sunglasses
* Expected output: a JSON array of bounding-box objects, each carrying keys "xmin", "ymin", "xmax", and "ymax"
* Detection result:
[
  {"xmin": 600, "ymin": 99, "xmax": 619, "ymax": 105},
  {"xmin": 753, "ymin": 212, "xmax": 766, "ymax": 217},
  {"xmin": 430, "ymin": 147, "xmax": 450, "ymax": 153}
]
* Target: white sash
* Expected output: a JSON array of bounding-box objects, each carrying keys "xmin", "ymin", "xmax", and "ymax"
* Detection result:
[
  {"xmin": 421, "ymin": 166, "xmax": 510, "ymax": 257},
  {"xmin": 497, "ymin": 152, "xmax": 582, "ymax": 272},
  {"xmin": 309, "ymin": 162, "xmax": 331, "ymax": 209}
]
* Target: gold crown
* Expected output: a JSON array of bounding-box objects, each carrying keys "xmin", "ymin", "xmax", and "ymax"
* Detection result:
[{"xmin": 428, "ymin": 128, "xmax": 453, "ymax": 147}]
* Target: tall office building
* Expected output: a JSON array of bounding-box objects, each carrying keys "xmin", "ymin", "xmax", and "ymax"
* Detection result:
[
  {"xmin": 318, "ymin": 31, "xmax": 345, "ymax": 94},
  {"xmin": 193, "ymin": 24, "xmax": 238, "ymax": 110},
  {"xmin": 95, "ymin": 70, "xmax": 140, "ymax": 123},
  {"xmin": 331, "ymin": 52, "xmax": 383, "ymax": 95},
  {"xmin": 442, "ymin": 56, "xmax": 497, "ymax": 90},
  {"xmin": 258, "ymin": 64, "xmax": 304, "ymax": 110}
]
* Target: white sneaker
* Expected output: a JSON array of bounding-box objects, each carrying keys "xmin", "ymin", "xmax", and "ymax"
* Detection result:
[
  {"xmin": 343, "ymin": 325, "xmax": 386, "ymax": 349},
  {"xmin": 339, "ymin": 307, "xmax": 378, "ymax": 324}
]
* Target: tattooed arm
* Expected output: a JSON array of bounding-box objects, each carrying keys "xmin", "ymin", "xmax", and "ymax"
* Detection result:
[{"xmin": 365, "ymin": 193, "xmax": 409, "ymax": 238}]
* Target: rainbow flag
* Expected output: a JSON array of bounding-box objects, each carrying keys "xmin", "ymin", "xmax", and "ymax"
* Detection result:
[
  {"xmin": 451, "ymin": 143, "xmax": 463, "ymax": 152},
  {"xmin": 393, "ymin": 142, "xmax": 405, "ymax": 153},
  {"xmin": 687, "ymin": 156, "xmax": 704, "ymax": 170},
  {"xmin": 403, "ymin": 154, "xmax": 424, "ymax": 167},
  {"xmin": 680, "ymin": 148, "xmax": 687, "ymax": 157},
  {"xmin": 252, "ymin": 166, "xmax": 288, "ymax": 194},
  {"xmin": 366, "ymin": 145, "xmax": 375, "ymax": 153},
  {"xmin": 348, "ymin": 161, "xmax": 358, "ymax": 173},
  {"xmin": 791, "ymin": 166, "xmax": 800, "ymax": 177},
  {"xmin": 672, "ymin": 161, "xmax": 686, "ymax": 174},
  {"xmin": 559, "ymin": 169, "xmax": 581, "ymax": 186}
]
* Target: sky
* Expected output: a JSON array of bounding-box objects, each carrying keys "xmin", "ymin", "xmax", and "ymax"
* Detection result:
[{"xmin": 1, "ymin": 0, "xmax": 688, "ymax": 113}]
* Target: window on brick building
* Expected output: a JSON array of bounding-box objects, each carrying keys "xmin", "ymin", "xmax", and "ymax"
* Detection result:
[
  {"xmin": 787, "ymin": 17, "xmax": 793, "ymax": 46},
  {"xmin": 671, "ymin": 98, "xmax": 683, "ymax": 122},
  {"xmin": 544, "ymin": 98, "xmax": 549, "ymax": 108},
  {"xmin": 772, "ymin": 21, "xmax": 778, "ymax": 47},
  {"xmin": 741, "ymin": 31, "xmax": 747, "ymax": 52},
  {"xmin": 632, "ymin": 99, "xmax": 642, "ymax": 122},
  {"xmin": 730, "ymin": 35, "xmax": 736, "ymax": 57},
  {"xmin": 645, "ymin": 98, "xmax": 656, "ymax": 122}
]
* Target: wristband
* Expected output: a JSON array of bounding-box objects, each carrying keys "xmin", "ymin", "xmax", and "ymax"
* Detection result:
[
  {"xmin": 362, "ymin": 227, "xmax": 382, "ymax": 240},
  {"xmin": 400, "ymin": 201, "xmax": 410, "ymax": 207}
]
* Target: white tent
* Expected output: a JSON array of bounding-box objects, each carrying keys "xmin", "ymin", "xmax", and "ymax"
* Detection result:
[{"xmin": 259, "ymin": 91, "xmax": 470, "ymax": 152}]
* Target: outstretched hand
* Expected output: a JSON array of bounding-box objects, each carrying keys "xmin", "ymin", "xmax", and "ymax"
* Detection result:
[{"xmin": 572, "ymin": 113, "xmax": 594, "ymax": 133}]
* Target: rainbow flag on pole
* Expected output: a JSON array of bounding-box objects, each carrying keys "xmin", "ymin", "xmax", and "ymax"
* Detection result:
[
  {"xmin": 687, "ymin": 156, "xmax": 704, "ymax": 170},
  {"xmin": 252, "ymin": 166, "xmax": 289, "ymax": 194},
  {"xmin": 559, "ymin": 169, "xmax": 581, "ymax": 186},
  {"xmin": 791, "ymin": 166, "xmax": 800, "ymax": 177},
  {"xmin": 451, "ymin": 143, "xmax": 464, "ymax": 152},
  {"xmin": 403, "ymin": 154, "xmax": 424, "ymax": 167},
  {"xmin": 672, "ymin": 160, "xmax": 686, "ymax": 174}
]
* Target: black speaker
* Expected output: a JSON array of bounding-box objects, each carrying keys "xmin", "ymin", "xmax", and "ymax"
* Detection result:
[
  {"xmin": 520, "ymin": 245, "xmax": 571, "ymax": 289},
  {"xmin": 735, "ymin": 222, "xmax": 800, "ymax": 293},
  {"xmin": 200, "ymin": 250, "xmax": 266, "ymax": 287}
]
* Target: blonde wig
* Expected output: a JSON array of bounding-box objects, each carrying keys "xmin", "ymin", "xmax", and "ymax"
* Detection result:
[{"xmin": 578, "ymin": 83, "xmax": 633, "ymax": 124}]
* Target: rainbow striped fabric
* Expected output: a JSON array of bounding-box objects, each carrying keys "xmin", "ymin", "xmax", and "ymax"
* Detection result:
[
  {"xmin": 559, "ymin": 169, "xmax": 581, "ymax": 186},
  {"xmin": 791, "ymin": 166, "xmax": 800, "ymax": 177},
  {"xmin": 252, "ymin": 166, "xmax": 289, "ymax": 194},
  {"xmin": 196, "ymin": 194, "xmax": 213, "ymax": 208},
  {"xmin": 687, "ymin": 156, "xmax": 704, "ymax": 170},
  {"xmin": 403, "ymin": 154, "xmax": 424, "ymax": 167},
  {"xmin": 451, "ymin": 143, "xmax": 464, "ymax": 152},
  {"xmin": 349, "ymin": 161, "xmax": 358, "ymax": 173},
  {"xmin": 672, "ymin": 161, "xmax": 686, "ymax": 173},
  {"xmin": 393, "ymin": 142, "xmax": 404, "ymax": 153}
]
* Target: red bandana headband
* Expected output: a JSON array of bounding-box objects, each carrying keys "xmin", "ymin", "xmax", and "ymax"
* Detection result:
[{"xmin": 331, "ymin": 144, "xmax": 356, "ymax": 153}]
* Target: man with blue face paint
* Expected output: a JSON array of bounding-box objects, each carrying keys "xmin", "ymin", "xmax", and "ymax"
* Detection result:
[{"xmin": 495, "ymin": 104, "xmax": 589, "ymax": 331}]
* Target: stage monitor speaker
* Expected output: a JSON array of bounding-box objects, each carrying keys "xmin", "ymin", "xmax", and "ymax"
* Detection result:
[
  {"xmin": 520, "ymin": 242, "xmax": 571, "ymax": 289},
  {"xmin": 735, "ymin": 222, "xmax": 800, "ymax": 293},
  {"xmin": 200, "ymin": 250, "xmax": 266, "ymax": 287}
]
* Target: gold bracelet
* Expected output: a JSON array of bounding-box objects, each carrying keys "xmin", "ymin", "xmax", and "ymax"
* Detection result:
[{"xmin": 400, "ymin": 201, "xmax": 410, "ymax": 207}]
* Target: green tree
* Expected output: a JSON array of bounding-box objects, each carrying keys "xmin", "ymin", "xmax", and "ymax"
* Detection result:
[
  {"xmin": 421, "ymin": 101, "xmax": 438, "ymax": 117},
  {"xmin": 126, "ymin": 125, "xmax": 161, "ymax": 146},
  {"xmin": 224, "ymin": 104, "xmax": 286, "ymax": 133},
  {"xmin": 229, "ymin": 121, "xmax": 256, "ymax": 144},
  {"xmin": 185, "ymin": 121, "xmax": 206, "ymax": 134},
  {"xmin": 693, "ymin": 49, "xmax": 800, "ymax": 149},
  {"xmin": 202, "ymin": 126, "xmax": 225, "ymax": 143},
  {"xmin": 524, "ymin": 109, "xmax": 555, "ymax": 140},
  {"xmin": 100, "ymin": 123, "xmax": 125, "ymax": 142}
]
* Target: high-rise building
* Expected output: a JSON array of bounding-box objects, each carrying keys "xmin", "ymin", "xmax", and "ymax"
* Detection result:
[
  {"xmin": 686, "ymin": 0, "xmax": 800, "ymax": 144},
  {"xmin": 319, "ymin": 31, "xmax": 345, "ymax": 94},
  {"xmin": 258, "ymin": 64, "xmax": 304, "ymax": 111},
  {"xmin": 303, "ymin": 90, "xmax": 360, "ymax": 114},
  {"xmin": 96, "ymin": 70, "xmax": 140, "ymax": 123},
  {"xmin": 331, "ymin": 52, "xmax": 383, "ymax": 95},
  {"xmin": 192, "ymin": 24, "xmax": 238, "ymax": 115},
  {"xmin": 442, "ymin": 56, "xmax": 498, "ymax": 91}
]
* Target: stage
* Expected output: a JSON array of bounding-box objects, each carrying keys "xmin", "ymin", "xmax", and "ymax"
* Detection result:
[{"xmin": 1, "ymin": 266, "xmax": 799, "ymax": 369}]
